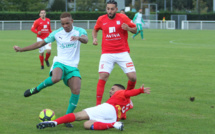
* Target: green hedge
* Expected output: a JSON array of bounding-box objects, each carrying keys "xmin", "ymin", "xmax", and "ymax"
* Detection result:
[
  {"xmin": 0, "ymin": 11, "xmax": 215, "ymax": 20},
  {"xmin": 158, "ymin": 12, "xmax": 215, "ymax": 20}
]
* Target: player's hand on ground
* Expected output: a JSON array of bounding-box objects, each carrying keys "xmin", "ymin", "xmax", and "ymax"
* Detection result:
[
  {"xmin": 141, "ymin": 84, "xmax": 150, "ymax": 94},
  {"xmin": 93, "ymin": 38, "xmax": 98, "ymax": 45},
  {"xmin": 13, "ymin": 46, "xmax": 22, "ymax": 52},
  {"xmin": 121, "ymin": 23, "xmax": 129, "ymax": 31},
  {"xmin": 70, "ymin": 36, "xmax": 79, "ymax": 41}
]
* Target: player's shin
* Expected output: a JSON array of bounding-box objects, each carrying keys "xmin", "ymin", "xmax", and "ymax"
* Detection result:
[
  {"xmin": 39, "ymin": 55, "xmax": 44, "ymax": 66},
  {"xmin": 45, "ymin": 52, "xmax": 51, "ymax": 61},
  {"xmin": 91, "ymin": 122, "xmax": 114, "ymax": 130},
  {"xmin": 54, "ymin": 113, "xmax": 76, "ymax": 125},
  {"xmin": 96, "ymin": 79, "xmax": 106, "ymax": 105},
  {"xmin": 66, "ymin": 94, "xmax": 79, "ymax": 114},
  {"xmin": 36, "ymin": 77, "xmax": 54, "ymax": 91},
  {"xmin": 126, "ymin": 80, "xmax": 136, "ymax": 90},
  {"xmin": 140, "ymin": 31, "xmax": 144, "ymax": 39}
]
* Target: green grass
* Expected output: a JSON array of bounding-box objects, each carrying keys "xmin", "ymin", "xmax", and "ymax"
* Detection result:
[{"xmin": 0, "ymin": 29, "xmax": 215, "ymax": 134}]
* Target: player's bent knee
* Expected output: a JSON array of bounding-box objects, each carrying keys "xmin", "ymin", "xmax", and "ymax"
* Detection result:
[
  {"xmin": 129, "ymin": 77, "xmax": 136, "ymax": 82},
  {"xmin": 99, "ymin": 73, "xmax": 109, "ymax": 80},
  {"xmin": 71, "ymin": 88, "xmax": 80, "ymax": 94},
  {"xmin": 127, "ymin": 73, "xmax": 137, "ymax": 82},
  {"xmin": 51, "ymin": 78, "xmax": 61, "ymax": 83}
]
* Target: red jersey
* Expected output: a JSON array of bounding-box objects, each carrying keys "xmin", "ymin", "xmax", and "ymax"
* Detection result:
[
  {"xmin": 31, "ymin": 18, "xmax": 52, "ymax": 39},
  {"xmin": 94, "ymin": 13, "xmax": 136, "ymax": 54},
  {"xmin": 106, "ymin": 88, "xmax": 144, "ymax": 121}
]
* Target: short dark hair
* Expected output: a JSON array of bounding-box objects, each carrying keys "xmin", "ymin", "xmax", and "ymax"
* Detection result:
[
  {"xmin": 107, "ymin": 0, "xmax": 117, "ymax": 7},
  {"xmin": 114, "ymin": 84, "xmax": 125, "ymax": 90},
  {"xmin": 39, "ymin": 9, "xmax": 46, "ymax": 14},
  {"xmin": 60, "ymin": 12, "xmax": 72, "ymax": 19}
]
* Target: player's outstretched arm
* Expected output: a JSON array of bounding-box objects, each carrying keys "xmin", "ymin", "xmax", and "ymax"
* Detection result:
[
  {"xmin": 13, "ymin": 40, "xmax": 47, "ymax": 52},
  {"xmin": 140, "ymin": 84, "xmax": 150, "ymax": 94},
  {"xmin": 124, "ymin": 84, "xmax": 150, "ymax": 97}
]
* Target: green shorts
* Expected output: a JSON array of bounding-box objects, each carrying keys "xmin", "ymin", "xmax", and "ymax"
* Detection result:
[
  {"xmin": 136, "ymin": 23, "xmax": 143, "ymax": 32},
  {"xmin": 49, "ymin": 62, "xmax": 81, "ymax": 86}
]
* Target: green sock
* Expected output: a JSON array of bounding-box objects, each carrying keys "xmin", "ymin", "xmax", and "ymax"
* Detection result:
[
  {"xmin": 36, "ymin": 77, "xmax": 54, "ymax": 91},
  {"xmin": 66, "ymin": 94, "xmax": 80, "ymax": 114},
  {"xmin": 140, "ymin": 31, "xmax": 144, "ymax": 39},
  {"xmin": 133, "ymin": 31, "xmax": 139, "ymax": 38}
]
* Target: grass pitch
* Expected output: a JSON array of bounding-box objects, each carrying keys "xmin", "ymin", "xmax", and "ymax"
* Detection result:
[{"xmin": 0, "ymin": 29, "xmax": 214, "ymax": 134}]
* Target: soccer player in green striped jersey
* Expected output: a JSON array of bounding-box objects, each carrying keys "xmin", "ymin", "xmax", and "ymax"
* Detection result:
[
  {"xmin": 14, "ymin": 12, "xmax": 88, "ymax": 128},
  {"xmin": 132, "ymin": 9, "xmax": 145, "ymax": 40}
]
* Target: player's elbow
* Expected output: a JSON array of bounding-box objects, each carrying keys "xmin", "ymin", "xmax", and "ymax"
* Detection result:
[{"xmin": 83, "ymin": 38, "xmax": 88, "ymax": 44}]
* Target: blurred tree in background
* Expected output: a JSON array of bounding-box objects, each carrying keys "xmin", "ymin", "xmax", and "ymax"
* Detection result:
[
  {"xmin": 0, "ymin": 0, "xmax": 214, "ymax": 13},
  {"xmin": 49, "ymin": 0, "xmax": 69, "ymax": 12},
  {"xmin": 76, "ymin": 0, "xmax": 106, "ymax": 11},
  {"xmin": 0, "ymin": 0, "xmax": 48, "ymax": 11}
]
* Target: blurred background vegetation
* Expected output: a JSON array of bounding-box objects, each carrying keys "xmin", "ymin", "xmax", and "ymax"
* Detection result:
[{"xmin": 0, "ymin": 0, "xmax": 214, "ymax": 13}]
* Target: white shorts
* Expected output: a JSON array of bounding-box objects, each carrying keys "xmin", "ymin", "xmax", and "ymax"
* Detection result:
[
  {"xmin": 37, "ymin": 37, "xmax": 51, "ymax": 53},
  {"xmin": 84, "ymin": 103, "xmax": 117, "ymax": 123},
  {"xmin": 98, "ymin": 52, "xmax": 136, "ymax": 74}
]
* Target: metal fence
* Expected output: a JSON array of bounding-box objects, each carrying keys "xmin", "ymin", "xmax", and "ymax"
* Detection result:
[
  {"xmin": 181, "ymin": 20, "xmax": 215, "ymax": 30},
  {"xmin": 0, "ymin": 20, "xmax": 175, "ymax": 30},
  {"xmin": 0, "ymin": 20, "xmax": 97, "ymax": 30},
  {"xmin": 144, "ymin": 20, "xmax": 175, "ymax": 29}
]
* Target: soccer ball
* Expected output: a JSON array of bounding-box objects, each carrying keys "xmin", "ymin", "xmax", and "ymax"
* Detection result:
[{"xmin": 39, "ymin": 109, "xmax": 56, "ymax": 122}]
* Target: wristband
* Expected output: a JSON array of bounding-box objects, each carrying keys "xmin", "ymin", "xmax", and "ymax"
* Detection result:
[{"xmin": 140, "ymin": 87, "xmax": 144, "ymax": 93}]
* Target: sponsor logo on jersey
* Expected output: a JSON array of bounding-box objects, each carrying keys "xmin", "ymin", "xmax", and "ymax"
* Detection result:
[
  {"xmin": 116, "ymin": 21, "xmax": 120, "ymax": 25},
  {"xmin": 106, "ymin": 27, "xmax": 121, "ymax": 39},
  {"xmin": 126, "ymin": 62, "xmax": 134, "ymax": 67},
  {"xmin": 60, "ymin": 43, "xmax": 77, "ymax": 49},
  {"xmin": 106, "ymin": 33, "xmax": 120, "ymax": 38},
  {"xmin": 109, "ymin": 27, "xmax": 116, "ymax": 33}
]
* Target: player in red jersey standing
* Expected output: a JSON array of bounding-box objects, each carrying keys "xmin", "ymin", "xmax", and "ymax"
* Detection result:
[
  {"xmin": 36, "ymin": 83, "xmax": 150, "ymax": 131},
  {"xmin": 92, "ymin": 0, "xmax": 137, "ymax": 107},
  {"xmin": 31, "ymin": 9, "xmax": 52, "ymax": 69}
]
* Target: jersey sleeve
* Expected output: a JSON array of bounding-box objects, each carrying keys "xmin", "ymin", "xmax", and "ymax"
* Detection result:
[
  {"xmin": 31, "ymin": 20, "xmax": 38, "ymax": 34},
  {"xmin": 141, "ymin": 18, "xmax": 145, "ymax": 24},
  {"xmin": 94, "ymin": 16, "xmax": 102, "ymax": 31},
  {"xmin": 79, "ymin": 28, "xmax": 88, "ymax": 37},
  {"xmin": 44, "ymin": 30, "xmax": 56, "ymax": 43},
  {"xmin": 132, "ymin": 13, "xmax": 138, "ymax": 22},
  {"xmin": 124, "ymin": 88, "xmax": 143, "ymax": 98},
  {"xmin": 122, "ymin": 14, "xmax": 136, "ymax": 28}
]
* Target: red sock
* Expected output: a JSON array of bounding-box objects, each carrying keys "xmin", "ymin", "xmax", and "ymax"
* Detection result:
[
  {"xmin": 93, "ymin": 122, "xmax": 114, "ymax": 130},
  {"xmin": 39, "ymin": 55, "xmax": 44, "ymax": 66},
  {"xmin": 54, "ymin": 113, "xmax": 75, "ymax": 125},
  {"xmin": 126, "ymin": 80, "xmax": 136, "ymax": 90},
  {"xmin": 96, "ymin": 79, "xmax": 106, "ymax": 105},
  {"xmin": 45, "ymin": 53, "xmax": 51, "ymax": 61}
]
